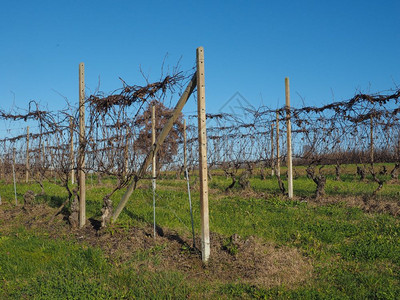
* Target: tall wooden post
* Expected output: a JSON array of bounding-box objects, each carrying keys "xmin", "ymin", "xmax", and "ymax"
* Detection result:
[
  {"xmin": 25, "ymin": 126, "xmax": 29, "ymax": 183},
  {"xmin": 36, "ymin": 134, "xmax": 41, "ymax": 180},
  {"xmin": 42, "ymin": 143, "xmax": 46, "ymax": 174},
  {"xmin": 3, "ymin": 143, "xmax": 6, "ymax": 180},
  {"xmin": 285, "ymin": 77, "xmax": 293, "ymax": 198},
  {"xmin": 1, "ymin": 152, "xmax": 3, "ymax": 180},
  {"xmin": 123, "ymin": 127, "xmax": 129, "ymax": 177},
  {"xmin": 152, "ymin": 105, "xmax": 156, "ymax": 188},
  {"xmin": 152, "ymin": 104, "xmax": 156, "ymax": 238},
  {"xmin": 12, "ymin": 148, "xmax": 17, "ymax": 205},
  {"xmin": 214, "ymin": 135, "xmax": 220, "ymax": 165},
  {"xmin": 78, "ymin": 62, "xmax": 86, "ymax": 228},
  {"xmin": 197, "ymin": 46, "xmax": 210, "ymax": 263},
  {"xmin": 70, "ymin": 117, "xmax": 75, "ymax": 184},
  {"xmin": 183, "ymin": 119, "xmax": 187, "ymax": 170},
  {"xmin": 370, "ymin": 114, "xmax": 374, "ymax": 164},
  {"xmin": 49, "ymin": 142, "xmax": 54, "ymax": 179},
  {"xmin": 276, "ymin": 111, "xmax": 280, "ymax": 177},
  {"xmin": 0, "ymin": 154, "xmax": 3, "ymax": 180},
  {"xmin": 270, "ymin": 123, "xmax": 275, "ymax": 176}
]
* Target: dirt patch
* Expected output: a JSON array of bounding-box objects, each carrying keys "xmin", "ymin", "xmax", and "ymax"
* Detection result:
[
  {"xmin": 226, "ymin": 186, "xmax": 400, "ymax": 217},
  {"xmin": 75, "ymin": 223, "xmax": 312, "ymax": 289},
  {"xmin": 0, "ymin": 203, "xmax": 312, "ymax": 289},
  {"xmin": 0, "ymin": 203, "xmax": 70, "ymax": 239},
  {"xmin": 207, "ymin": 234, "xmax": 312, "ymax": 287},
  {"xmin": 356, "ymin": 196, "xmax": 400, "ymax": 216},
  {"xmin": 306, "ymin": 195, "xmax": 400, "ymax": 217}
]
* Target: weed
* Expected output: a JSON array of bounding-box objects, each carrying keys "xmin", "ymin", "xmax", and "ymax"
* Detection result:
[{"xmin": 222, "ymin": 237, "xmax": 239, "ymax": 256}]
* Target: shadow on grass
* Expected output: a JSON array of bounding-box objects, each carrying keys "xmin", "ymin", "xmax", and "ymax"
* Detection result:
[
  {"xmin": 124, "ymin": 209, "xmax": 164, "ymax": 236},
  {"xmin": 35, "ymin": 193, "xmax": 66, "ymax": 208},
  {"xmin": 123, "ymin": 208, "xmax": 195, "ymax": 249}
]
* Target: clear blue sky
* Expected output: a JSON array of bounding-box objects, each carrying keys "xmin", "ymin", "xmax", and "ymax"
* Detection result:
[{"xmin": 1, "ymin": 0, "xmax": 399, "ymax": 134}]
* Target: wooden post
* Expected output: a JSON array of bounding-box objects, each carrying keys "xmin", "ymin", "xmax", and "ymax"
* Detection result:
[
  {"xmin": 183, "ymin": 119, "xmax": 187, "ymax": 170},
  {"xmin": 123, "ymin": 127, "xmax": 129, "ymax": 178},
  {"xmin": 3, "ymin": 142, "xmax": 6, "ymax": 180},
  {"xmin": 197, "ymin": 46, "xmax": 210, "ymax": 263},
  {"xmin": 49, "ymin": 143, "xmax": 54, "ymax": 180},
  {"xmin": 70, "ymin": 117, "xmax": 75, "ymax": 184},
  {"xmin": 112, "ymin": 73, "xmax": 197, "ymax": 222},
  {"xmin": 152, "ymin": 104, "xmax": 156, "ymax": 238},
  {"xmin": 0, "ymin": 154, "xmax": 2, "ymax": 180},
  {"xmin": 78, "ymin": 62, "xmax": 86, "ymax": 228},
  {"xmin": 285, "ymin": 77, "xmax": 293, "ymax": 198},
  {"xmin": 214, "ymin": 136, "xmax": 220, "ymax": 166},
  {"xmin": 0, "ymin": 156, "xmax": 3, "ymax": 182},
  {"xmin": 398, "ymin": 134, "xmax": 400, "ymax": 161},
  {"xmin": 12, "ymin": 148, "xmax": 17, "ymax": 205},
  {"xmin": 270, "ymin": 123, "xmax": 275, "ymax": 176},
  {"xmin": 2, "ymin": 154, "xmax": 4, "ymax": 181},
  {"xmin": 276, "ymin": 111, "xmax": 280, "ymax": 177},
  {"xmin": 152, "ymin": 104, "xmax": 156, "ymax": 188},
  {"xmin": 370, "ymin": 114, "xmax": 374, "ymax": 164},
  {"xmin": 42, "ymin": 143, "xmax": 46, "ymax": 176},
  {"xmin": 25, "ymin": 126, "xmax": 29, "ymax": 183},
  {"xmin": 36, "ymin": 134, "xmax": 41, "ymax": 180}
]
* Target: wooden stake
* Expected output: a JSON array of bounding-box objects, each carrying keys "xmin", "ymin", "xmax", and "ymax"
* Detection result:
[
  {"xmin": 25, "ymin": 126, "xmax": 29, "ymax": 183},
  {"xmin": 183, "ymin": 119, "xmax": 187, "ymax": 171},
  {"xmin": 285, "ymin": 77, "xmax": 293, "ymax": 198},
  {"xmin": 36, "ymin": 134, "xmax": 41, "ymax": 180},
  {"xmin": 270, "ymin": 123, "xmax": 275, "ymax": 176},
  {"xmin": 0, "ymin": 154, "xmax": 3, "ymax": 181},
  {"xmin": 42, "ymin": 143, "xmax": 46, "ymax": 176},
  {"xmin": 197, "ymin": 46, "xmax": 210, "ymax": 263},
  {"xmin": 276, "ymin": 111, "xmax": 280, "ymax": 177},
  {"xmin": 70, "ymin": 117, "xmax": 75, "ymax": 185},
  {"xmin": 12, "ymin": 148, "xmax": 17, "ymax": 205},
  {"xmin": 123, "ymin": 127, "xmax": 129, "ymax": 178},
  {"xmin": 398, "ymin": 134, "xmax": 400, "ymax": 161},
  {"xmin": 78, "ymin": 62, "xmax": 86, "ymax": 227},
  {"xmin": 112, "ymin": 73, "xmax": 197, "ymax": 222},
  {"xmin": 152, "ymin": 104, "xmax": 156, "ymax": 188},
  {"xmin": 152, "ymin": 104, "xmax": 156, "ymax": 238},
  {"xmin": 370, "ymin": 114, "xmax": 374, "ymax": 164}
]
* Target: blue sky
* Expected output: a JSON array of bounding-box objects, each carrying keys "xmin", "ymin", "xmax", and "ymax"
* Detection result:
[{"xmin": 1, "ymin": 0, "xmax": 399, "ymax": 135}]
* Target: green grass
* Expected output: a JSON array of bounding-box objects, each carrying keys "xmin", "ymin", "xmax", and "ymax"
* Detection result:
[
  {"xmin": 0, "ymin": 226, "xmax": 190, "ymax": 299},
  {"xmin": 0, "ymin": 167, "xmax": 400, "ymax": 299},
  {"xmin": 209, "ymin": 165, "xmax": 400, "ymax": 199}
]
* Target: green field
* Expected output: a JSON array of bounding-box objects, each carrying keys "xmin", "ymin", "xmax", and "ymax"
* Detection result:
[{"xmin": 0, "ymin": 168, "xmax": 399, "ymax": 299}]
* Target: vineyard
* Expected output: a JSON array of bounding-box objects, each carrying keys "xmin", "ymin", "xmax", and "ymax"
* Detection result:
[{"xmin": 1, "ymin": 47, "xmax": 400, "ymax": 298}]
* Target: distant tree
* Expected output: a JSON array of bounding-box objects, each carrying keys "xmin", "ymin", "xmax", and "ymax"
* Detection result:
[{"xmin": 135, "ymin": 100, "xmax": 183, "ymax": 175}]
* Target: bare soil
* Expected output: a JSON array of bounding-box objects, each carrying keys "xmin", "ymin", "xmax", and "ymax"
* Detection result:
[{"xmin": 306, "ymin": 195, "xmax": 400, "ymax": 217}]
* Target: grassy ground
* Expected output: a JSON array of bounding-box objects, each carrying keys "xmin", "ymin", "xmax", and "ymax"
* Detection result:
[{"xmin": 0, "ymin": 168, "xmax": 399, "ymax": 299}]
